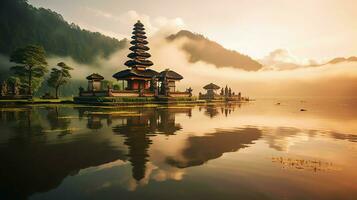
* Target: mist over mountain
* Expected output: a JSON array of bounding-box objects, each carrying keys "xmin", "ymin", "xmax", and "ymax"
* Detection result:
[
  {"xmin": 0, "ymin": 0, "xmax": 127, "ymax": 65},
  {"xmin": 326, "ymin": 56, "xmax": 357, "ymax": 65},
  {"xmin": 167, "ymin": 30, "xmax": 263, "ymax": 71}
]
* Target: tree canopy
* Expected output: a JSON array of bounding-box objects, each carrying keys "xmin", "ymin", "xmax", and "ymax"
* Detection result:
[
  {"xmin": 47, "ymin": 62, "xmax": 73, "ymax": 98},
  {"xmin": 10, "ymin": 44, "xmax": 48, "ymax": 95}
]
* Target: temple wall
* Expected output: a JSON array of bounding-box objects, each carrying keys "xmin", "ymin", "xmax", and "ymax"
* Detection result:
[
  {"xmin": 127, "ymin": 80, "xmax": 150, "ymax": 90},
  {"xmin": 80, "ymin": 91, "xmax": 109, "ymax": 97},
  {"xmin": 142, "ymin": 92, "xmax": 155, "ymax": 97},
  {"xmin": 87, "ymin": 80, "xmax": 102, "ymax": 91},
  {"xmin": 93, "ymin": 82, "xmax": 101, "ymax": 91},
  {"xmin": 80, "ymin": 90, "xmax": 157, "ymax": 97},
  {"xmin": 110, "ymin": 91, "xmax": 139, "ymax": 97},
  {"xmin": 170, "ymin": 92, "xmax": 191, "ymax": 97}
]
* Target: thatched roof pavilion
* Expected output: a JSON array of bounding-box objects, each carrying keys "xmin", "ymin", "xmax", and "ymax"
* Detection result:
[
  {"xmin": 203, "ymin": 83, "xmax": 220, "ymax": 90},
  {"xmin": 86, "ymin": 73, "xmax": 104, "ymax": 91},
  {"xmin": 157, "ymin": 69, "xmax": 183, "ymax": 81},
  {"xmin": 87, "ymin": 73, "xmax": 104, "ymax": 81}
]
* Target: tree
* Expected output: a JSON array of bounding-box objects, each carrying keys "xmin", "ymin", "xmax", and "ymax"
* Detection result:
[
  {"xmin": 10, "ymin": 45, "xmax": 48, "ymax": 95},
  {"xmin": 47, "ymin": 62, "xmax": 73, "ymax": 98}
]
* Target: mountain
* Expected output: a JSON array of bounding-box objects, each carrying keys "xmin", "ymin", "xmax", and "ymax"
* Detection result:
[
  {"xmin": 0, "ymin": 0, "xmax": 126, "ymax": 64},
  {"xmin": 167, "ymin": 30, "xmax": 263, "ymax": 71},
  {"xmin": 326, "ymin": 56, "xmax": 357, "ymax": 65}
]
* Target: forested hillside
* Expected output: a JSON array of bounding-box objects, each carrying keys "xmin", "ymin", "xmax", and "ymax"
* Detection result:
[
  {"xmin": 168, "ymin": 30, "xmax": 262, "ymax": 71},
  {"xmin": 0, "ymin": 0, "xmax": 126, "ymax": 64}
]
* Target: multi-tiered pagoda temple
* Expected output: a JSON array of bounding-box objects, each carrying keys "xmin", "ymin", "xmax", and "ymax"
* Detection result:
[
  {"xmin": 77, "ymin": 21, "xmax": 192, "ymax": 101},
  {"xmin": 113, "ymin": 21, "xmax": 158, "ymax": 90}
]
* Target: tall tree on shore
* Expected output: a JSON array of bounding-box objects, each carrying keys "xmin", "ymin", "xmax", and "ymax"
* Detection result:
[
  {"xmin": 47, "ymin": 62, "xmax": 73, "ymax": 98},
  {"xmin": 10, "ymin": 45, "xmax": 48, "ymax": 95}
]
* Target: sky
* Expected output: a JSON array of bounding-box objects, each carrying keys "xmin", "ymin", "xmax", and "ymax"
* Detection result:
[{"xmin": 29, "ymin": 0, "xmax": 357, "ymax": 61}]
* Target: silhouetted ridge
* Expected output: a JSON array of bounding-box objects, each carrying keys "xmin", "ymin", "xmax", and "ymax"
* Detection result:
[{"xmin": 167, "ymin": 30, "xmax": 263, "ymax": 71}]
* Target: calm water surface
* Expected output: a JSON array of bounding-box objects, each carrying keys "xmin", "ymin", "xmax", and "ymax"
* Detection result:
[{"xmin": 0, "ymin": 98, "xmax": 356, "ymax": 200}]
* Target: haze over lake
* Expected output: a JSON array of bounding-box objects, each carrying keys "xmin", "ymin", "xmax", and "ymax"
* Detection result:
[{"xmin": 0, "ymin": 98, "xmax": 356, "ymax": 200}]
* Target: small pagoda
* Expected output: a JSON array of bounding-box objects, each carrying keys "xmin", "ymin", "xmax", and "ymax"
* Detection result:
[
  {"xmin": 199, "ymin": 83, "xmax": 220, "ymax": 100},
  {"xmin": 86, "ymin": 73, "xmax": 104, "ymax": 92},
  {"xmin": 199, "ymin": 83, "xmax": 243, "ymax": 101},
  {"xmin": 157, "ymin": 69, "xmax": 183, "ymax": 95},
  {"xmin": 113, "ymin": 20, "xmax": 158, "ymax": 90}
]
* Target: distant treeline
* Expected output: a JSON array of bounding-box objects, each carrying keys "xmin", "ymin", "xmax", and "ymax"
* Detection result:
[{"xmin": 0, "ymin": 0, "xmax": 126, "ymax": 64}]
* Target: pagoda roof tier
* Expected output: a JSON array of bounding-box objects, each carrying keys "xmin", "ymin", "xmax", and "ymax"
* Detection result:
[
  {"xmin": 130, "ymin": 39, "xmax": 148, "ymax": 45},
  {"xmin": 117, "ymin": 20, "xmax": 154, "ymax": 71},
  {"xmin": 133, "ymin": 33, "xmax": 146, "ymax": 37},
  {"xmin": 133, "ymin": 26, "xmax": 144, "ymax": 30},
  {"xmin": 134, "ymin": 21, "xmax": 144, "ymax": 27},
  {"xmin": 132, "ymin": 30, "xmax": 146, "ymax": 35},
  {"xmin": 203, "ymin": 83, "xmax": 220, "ymax": 90},
  {"xmin": 125, "ymin": 59, "xmax": 153, "ymax": 67},
  {"xmin": 128, "ymin": 52, "xmax": 151, "ymax": 59},
  {"xmin": 132, "ymin": 35, "xmax": 147, "ymax": 40},
  {"xmin": 129, "ymin": 45, "xmax": 150, "ymax": 51},
  {"xmin": 157, "ymin": 69, "xmax": 183, "ymax": 80},
  {"xmin": 133, "ymin": 26, "xmax": 145, "ymax": 31},
  {"xmin": 86, "ymin": 73, "xmax": 104, "ymax": 80},
  {"xmin": 113, "ymin": 68, "xmax": 159, "ymax": 80}
]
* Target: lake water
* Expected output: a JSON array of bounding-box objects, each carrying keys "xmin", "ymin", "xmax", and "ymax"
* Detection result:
[{"xmin": 0, "ymin": 98, "xmax": 356, "ymax": 200}]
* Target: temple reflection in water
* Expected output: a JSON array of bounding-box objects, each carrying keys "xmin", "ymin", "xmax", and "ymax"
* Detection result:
[
  {"xmin": 199, "ymin": 103, "xmax": 239, "ymax": 118},
  {"xmin": 111, "ymin": 107, "xmax": 192, "ymax": 181}
]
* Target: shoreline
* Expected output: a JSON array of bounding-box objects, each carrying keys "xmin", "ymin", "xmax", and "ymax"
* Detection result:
[{"xmin": 0, "ymin": 98, "xmax": 249, "ymax": 106}]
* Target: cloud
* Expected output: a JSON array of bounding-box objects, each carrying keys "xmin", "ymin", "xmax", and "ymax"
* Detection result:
[
  {"xmin": 259, "ymin": 49, "xmax": 320, "ymax": 71},
  {"xmin": 74, "ymin": 21, "xmax": 128, "ymax": 39},
  {"xmin": 117, "ymin": 10, "xmax": 186, "ymax": 36},
  {"xmin": 84, "ymin": 8, "xmax": 185, "ymax": 38},
  {"xmin": 85, "ymin": 7, "xmax": 121, "ymax": 21},
  {"xmin": 0, "ymin": 54, "xmax": 13, "ymax": 80}
]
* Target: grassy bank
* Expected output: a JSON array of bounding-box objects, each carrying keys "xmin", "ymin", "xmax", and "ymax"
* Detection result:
[{"xmin": 0, "ymin": 97, "xmax": 74, "ymax": 105}]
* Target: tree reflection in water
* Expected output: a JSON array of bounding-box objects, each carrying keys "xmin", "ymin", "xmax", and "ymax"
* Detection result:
[{"xmin": 45, "ymin": 106, "xmax": 72, "ymax": 137}]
